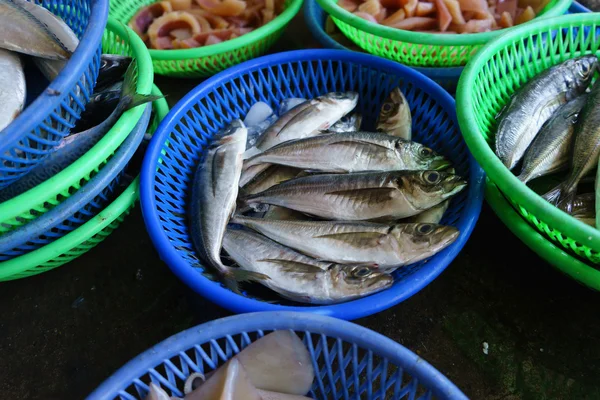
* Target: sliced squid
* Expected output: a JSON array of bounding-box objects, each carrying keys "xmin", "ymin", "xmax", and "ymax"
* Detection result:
[
  {"xmin": 129, "ymin": 1, "xmax": 173, "ymax": 38},
  {"xmin": 148, "ymin": 11, "xmax": 202, "ymax": 49},
  {"xmin": 195, "ymin": 0, "xmax": 247, "ymax": 17}
]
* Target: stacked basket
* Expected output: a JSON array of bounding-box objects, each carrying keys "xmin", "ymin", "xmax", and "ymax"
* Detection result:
[
  {"xmin": 0, "ymin": 17, "xmax": 168, "ymax": 281},
  {"xmin": 456, "ymin": 13, "xmax": 600, "ymax": 289}
]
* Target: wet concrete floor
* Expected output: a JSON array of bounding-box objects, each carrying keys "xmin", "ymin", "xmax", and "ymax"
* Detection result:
[{"xmin": 1, "ymin": 11, "xmax": 599, "ymax": 400}]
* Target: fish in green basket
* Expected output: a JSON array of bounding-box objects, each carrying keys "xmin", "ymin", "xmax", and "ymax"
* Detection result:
[
  {"xmin": 189, "ymin": 120, "xmax": 268, "ymax": 293},
  {"xmin": 544, "ymin": 76, "xmax": 600, "ymax": 212},
  {"xmin": 231, "ymin": 215, "xmax": 459, "ymax": 271},
  {"xmin": 0, "ymin": 48, "xmax": 25, "ymax": 132},
  {"xmin": 495, "ymin": 56, "xmax": 597, "ymax": 170},
  {"xmin": 243, "ymin": 131, "xmax": 450, "ymax": 173},
  {"xmin": 240, "ymin": 91, "xmax": 359, "ymax": 186},
  {"xmin": 0, "ymin": 60, "xmax": 160, "ymax": 202},
  {"xmin": 377, "ymin": 87, "xmax": 412, "ymax": 140},
  {"xmin": 517, "ymin": 94, "xmax": 587, "ymax": 184},
  {"xmin": 240, "ymin": 170, "xmax": 466, "ymax": 221},
  {"xmin": 222, "ymin": 228, "xmax": 393, "ymax": 304},
  {"xmin": 0, "ymin": 0, "xmax": 72, "ymax": 60}
]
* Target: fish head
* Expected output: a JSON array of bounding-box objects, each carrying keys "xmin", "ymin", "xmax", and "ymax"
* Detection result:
[
  {"xmin": 397, "ymin": 171, "xmax": 467, "ymax": 207},
  {"xmin": 331, "ymin": 264, "xmax": 394, "ymax": 297},
  {"xmin": 212, "ymin": 119, "xmax": 248, "ymax": 149},
  {"xmin": 321, "ymin": 91, "xmax": 359, "ymax": 110},
  {"xmin": 570, "ymin": 56, "xmax": 598, "ymax": 87},
  {"xmin": 391, "ymin": 223, "xmax": 459, "ymax": 262},
  {"xmin": 400, "ymin": 142, "xmax": 450, "ymax": 170}
]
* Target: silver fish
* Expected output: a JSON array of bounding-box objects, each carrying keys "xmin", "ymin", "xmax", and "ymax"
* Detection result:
[
  {"xmin": 241, "ymin": 170, "xmax": 467, "ymax": 221},
  {"xmin": 232, "ymin": 216, "xmax": 459, "ymax": 270},
  {"xmin": 243, "ymin": 131, "xmax": 449, "ymax": 173},
  {"xmin": 222, "ymin": 228, "xmax": 393, "ymax": 304},
  {"xmin": 566, "ymin": 193, "xmax": 595, "ymax": 227},
  {"xmin": 0, "ymin": 60, "xmax": 159, "ymax": 202},
  {"xmin": 545, "ymin": 76, "xmax": 600, "ymax": 211},
  {"xmin": 377, "ymin": 87, "xmax": 412, "ymax": 140},
  {"xmin": 0, "ymin": 0, "xmax": 72, "ymax": 60},
  {"xmin": 241, "ymin": 165, "xmax": 302, "ymax": 195},
  {"xmin": 407, "ymin": 200, "xmax": 449, "ymax": 224},
  {"xmin": 518, "ymin": 95, "xmax": 587, "ymax": 183},
  {"xmin": 190, "ymin": 120, "xmax": 267, "ymax": 292},
  {"xmin": 496, "ymin": 56, "xmax": 597, "ymax": 170},
  {"xmin": 242, "ymin": 92, "xmax": 359, "ymax": 186},
  {"xmin": 263, "ymin": 206, "xmax": 310, "ymax": 220},
  {"xmin": 328, "ymin": 112, "xmax": 362, "ymax": 133},
  {"xmin": 0, "ymin": 49, "xmax": 25, "ymax": 132}
]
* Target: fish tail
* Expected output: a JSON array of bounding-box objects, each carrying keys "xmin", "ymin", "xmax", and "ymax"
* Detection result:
[
  {"xmin": 542, "ymin": 183, "xmax": 565, "ymax": 205},
  {"xmin": 558, "ymin": 188, "xmax": 577, "ymax": 214},
  {"xmin": 222, "ymin": 268, "xmax": 269, "ymax": 293},
  {"xmin": 119, "ymin": 59, "xmax": 164, "ymax": 111},
  {"xmin": 516, "ymin": 171, "xmax": 531, "ymax": 184}
]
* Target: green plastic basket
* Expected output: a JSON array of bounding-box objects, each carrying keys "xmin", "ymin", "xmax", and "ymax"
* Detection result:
[
  {"xmin": 316, "ymin": 0, "xmax": 573, "ymax": 67},
  {"xmin": 0, "ymin": 17, "xmax": 154, "ymax": 235},
  {"xmin": 457, "ymin": 13, "xmax": 600, "ymax": 279},
  {"xmin": 485, "ymin": 179, "xmax": 600, "ymax": 290},
  {"xmin": 108, "ymin": 0, "xmax": 304, "ymax": 77},
  {"xmin": 0, "ymin": 87, "xmax": 169, "ymax": 281}
]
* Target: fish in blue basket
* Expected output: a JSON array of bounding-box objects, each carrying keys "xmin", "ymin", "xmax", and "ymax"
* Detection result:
[
  {"xmin": 189, "ymin": 120, "xmax": 268, "ymax": 293},
  {"xmin": 240, "ymin": 170, "xmax": 467, "ymax": 221},
  {"xmin": 496, "ymin": 56, "xmax": 597, "ymax": 170},
  {"xmin": 0, "ymin": 0, "xmax": 72, "ymax": 60},
  {"xmin": 0, "ymin": 59, "xmax": 160, "ymax": 202},
  {"xmin": 222, "ymin": 228, "xmax": 394, "ymax": 304},
  {"xmin": 240, "ymin": 92, "xmax": 359, "ymax": 186},
  {"xmin": 231, "ymin": 216, "xmax": 459, "ymax": 271},
  {"xmin": 0, "ymin": 48, "xmax": 25, "ymax": 132},
  {"xmin": 328, "ymin": 111, "xmax": 362, "ymax": 133},
  {"xmin": 377, "ymin": 87, "xmax": 412, "ymax": 141},
  {"xmin": 243, "ymin": 131, "xmax": 450, "ymax": 173},
  {"xmin": 405, "ymin": 167, "xmax": 454, "ymax": 224},
  {"xmin": 517, "ymin": 94, "xmax": 587, "ymax": 184},
  {"xmin": 241, "ymin": 165, "xmax": 303, "ymax": 196}
]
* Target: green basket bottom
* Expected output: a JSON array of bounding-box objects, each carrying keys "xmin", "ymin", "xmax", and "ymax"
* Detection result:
[
  {"xmin": 0, "ymin": 178, "xmax": 138, "ymax": 282},
  {"xmin": 151, "ymin": 28, "xmax": 287, "ymax": 77},
  {"xmin": 485, "ymin": 179, "xmax": 600, "ymax": 291},
  {"xmin": 331, "ymin": 17, "xmax": 483, "ymax": 67}
]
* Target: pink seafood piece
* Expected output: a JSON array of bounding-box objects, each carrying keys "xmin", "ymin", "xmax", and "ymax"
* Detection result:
[
  {"xmin": 450, "ymin": 17, "xmax": 493, "ymax": 32},
  {"xmin": 148, "ymin": 11, "xmax": 202, "ymax": 50},
  {"xmin": 188, "ymin": 9, "xmax": 230, "ymax": 28},
  {"xmin": 129, "ymin": 1, "xmax": 173, "ymax": 36},
  {"xmin": 353, "ymin": 11, "xmax": 378, "ymax": 22},
  {"xmin": 193, "ymin": 27, "xmax": 252, "ymax": 45},
  {"xmin": 338, "ymin": 0, "xmax": 360, "ymax": 12},
  {"xmin": 495, "ymin": 0, "xmax": 517, "ymax": 18},
  {"xmin": 195, "ymin": 0, "xmax": 247, "ymax": 17},
  {"xmin": 457, "ymin": 0, "xmax": 489, "ymax": 14},
  {"xmin": 389, "ymin": 16, "xmax": 437, "ymax": 29}
]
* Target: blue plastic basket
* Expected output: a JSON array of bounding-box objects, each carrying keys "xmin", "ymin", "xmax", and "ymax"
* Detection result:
[
  {"xmin": 303, "ymin": 0, "xmax": 464, "ymax": 94},
  {"xmin": 87, "ymin": 311, "xmax": 468, "ymax": 400},
  {"xmin": 0, "ymin": 0, "xmax": 108, "ymax": 189},
  {"xmin": 0, "ymin": 103, "xmax": 152, "ymax": 261},
  {"xmin": 140, "ymin": 49, "xmax": 485, "ymax": 320},
  {"xmin": 569, "ymin": 1, "xmax": 592, "ymax": 12}
]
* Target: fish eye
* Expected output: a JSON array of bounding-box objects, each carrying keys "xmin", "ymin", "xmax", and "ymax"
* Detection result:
[
  {"xmin": 417, "ymin": 224, "xmax": 434, "ymax": 234},
  {"xmin": 382, "ymin": 103, "xmax": 393, "ymax": 112},
  {"xmin": 420, "ymin": 147, "xmax": 433, "ymax": 157},
  {"xmin": 353, "ymin": 267, "xmax": 372, "ymax": 278},
  {"xmin": 424, "ymin": 171, "xmax": 440, "ymax": 183}
]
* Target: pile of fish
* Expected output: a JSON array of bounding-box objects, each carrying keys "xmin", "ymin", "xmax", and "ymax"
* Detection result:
[
  {"xmin": 189, "ymin": 88, "xmax": 467, "ymax": 304},
  {"xmin": 129, "ymin": 0, "xmax": 285, "ymax": 50},
  {"xmin": 494, "ymin": 55, "xmax": 600, "ymax": 229},
  {"xmin": 145, "ymin": 331, "xmax": 315, "ymax": 400}
]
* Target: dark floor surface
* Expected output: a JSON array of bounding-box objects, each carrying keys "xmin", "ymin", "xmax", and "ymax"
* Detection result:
[{"xmin": 2, "ymin": 10, "xmax": 600, "ymax": 400}]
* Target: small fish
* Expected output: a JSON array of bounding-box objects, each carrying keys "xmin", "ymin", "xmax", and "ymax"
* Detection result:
[
  {"xmin": 243, "ymin": 131, "xmax": 450, "ymax": 173},
  {"xmin": 517, "ymin": 95, "xmax": 587, "ymax": 183},
  {"xmin": 241, "ymin": 165, "xmax": 301, "ymax": 195},
  {"xmin": 222, "ymin": 228, "xmax": 393, "ymax": 304},
  {"xmin": 263, "ymin": 206, "xmax": 309, "ymax": 220},
  {"xmin": 496, "ymin": 56, "xmax": 597, "ymax": 170},
  {"xmin": 0, "ymin": 60, "xmax": 159, "ymax": 202},
  {"xmin": 241, "ymin": 170, "xmax": 467, "ymax": 221},
  {"xmin": 232, "ymin": 216, "xmax": 459, "ymax": 270},
  {"xmin": 96, "ymin": 55, "xmax": 132, "ymax": 91},
  {"xmin": 0, "ymin": 0, "xmax": 72, "ymax": 60},
  {"xmin": 565, "ymin": 193, "xmax": 595, "ymax": 227},
  {"xmin": 327, "ymin": 112, "xmax": 362, "ymax": 133},
  {"xmin": 278, "ymin": 97, "xmax": 306, "ymax": 115},
  {"xmin": 0, "ymin": 48, "xmax": 25, "ymax": 132},
  {"xmin": 189, "ymin": 120, "xmax": 267, "ymax": 292},
  {"xmin": 407, "ymin": 200, "xmax": 449, "ymax": 224},
  {"xmin": 377, "ymin": 87, "xmax": 412, "ymax": 140},
  {"xmin": 545, "ymin": 76, "xmax": 600, "ymax": 211},
  {"xmin": 241, "ymin": 92, "xmax": 359, "ymax": 185}
]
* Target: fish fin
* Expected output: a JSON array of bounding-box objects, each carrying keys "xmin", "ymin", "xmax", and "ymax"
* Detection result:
[
  {"xmin": 120, "ymin": 59, "xmax": 164, "ymax": 111},
  {"xmin": 557, "ymin": 189, "xmax": 577, "ymax": 214},
  {"xmin": 325, "ymin": 187, "xmax": 396, "ymax": 204},
  {"xmin": 314, "ymin": 231, "xmax": 388, "ymax": 248},
  {"xmin": 542, "ymin": 183, "xmax": 565, "ymax": 206},
  {"xmin": 257, "ymin": 259, "xmax": 325, "ymax": 273},
  {"xmin": 222, "ymin": 269, "xmax": 269, "ymax": 294}
]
